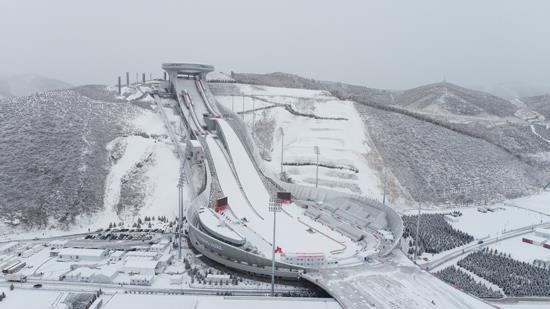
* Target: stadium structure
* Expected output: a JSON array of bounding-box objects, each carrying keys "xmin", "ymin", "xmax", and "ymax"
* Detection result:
[{"xmin": 159, "ymin": 63, "xmax": 403, "ymax": 280}]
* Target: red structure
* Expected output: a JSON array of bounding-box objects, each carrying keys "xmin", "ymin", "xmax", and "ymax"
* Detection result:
[
  {"xmin": 277, "ymin": 192, "xmax": 292, "ymax": 204},
  {"xmin": 215, "ymin": 196, "xmax": 228, "ymax": 213}
]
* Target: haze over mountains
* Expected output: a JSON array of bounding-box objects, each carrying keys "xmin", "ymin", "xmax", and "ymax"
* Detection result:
[{"xmin": 0, "ymin": 74, "xmax": 72, "ymax": 98}]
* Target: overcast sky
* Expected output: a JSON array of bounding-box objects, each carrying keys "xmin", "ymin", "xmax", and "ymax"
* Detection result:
[{"xmin": 1, "ymin": 0, "xmax": 549, "ymax": 90}]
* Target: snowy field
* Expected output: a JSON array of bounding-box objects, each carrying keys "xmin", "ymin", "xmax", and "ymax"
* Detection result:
[
  {"xmin": 104, "ymin": 294, "xmax": 340, "ymax": 309},
  {"xmin": 0, "ymin": 287, "xmax": 339, "ymax": 309},
  {"xmin": 488, "ymin": 233, "xmax": 550, "ymax": 263},
  {"xmin": 505, "ymin": 191, "xmax": 550, "ymax": 216},
  {"xmin": 213, "ymin": 83, "xmax": 383, "ymax": 199},
  {"xmin": 0, "ymin": 287, "xmax": 65, "ymax": 309},
  {"xmin": 449, "ymin": 206, "xmax": 547, "ymax": 239}
]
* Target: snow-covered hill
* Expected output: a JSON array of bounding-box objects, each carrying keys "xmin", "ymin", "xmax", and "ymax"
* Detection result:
[
  {"xmin": 228, "ymin": 73, "xmax": 550, "ymax": 206},
  {"xmin": 394, "ymin": 82, "xmax": 518, "ymax": 118},
  {"xmin": 0, "ymin": 85, "xmax": 182, "ymax": 233}
]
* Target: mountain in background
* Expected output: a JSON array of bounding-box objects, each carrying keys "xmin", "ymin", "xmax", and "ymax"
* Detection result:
[
  {"xmin": 230, "ymin": 71, "xmax": 550, "ymax": 205},
  {"xmin": 0, "ymin": 74, "xmax": 72, "ymax": 97},
  {"xmin": 475, "ymin": 82, "xmax": 550, "ymax": 100}
]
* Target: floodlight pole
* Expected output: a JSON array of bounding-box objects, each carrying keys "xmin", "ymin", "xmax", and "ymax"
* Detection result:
[
  {"xmin": 280, "ymin": 129, "xmax": 285, "ymax": 178},
  {"xmin": 177, "ymin": 172, "xmax": 185, "ymax": 260},
  {"xmin": 269, "ymin": 198, "xmax": 281, "ymax": 296},
  {"xmin": 252, "ymin": 96, "xmax": 256, "ymax": 137},
  {"xmin": 382, "ymin": 168, "xmax": 387, "ymax": 205},
  {"xmin": 314, "ymin": 146, "xmax": 320, "ymax": 188}
]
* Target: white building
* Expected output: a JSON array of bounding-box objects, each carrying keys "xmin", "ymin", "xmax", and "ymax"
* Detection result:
[
  {"xmin": 121, "ymin": 259, "xmax": 161, "ymax": 276},
  {"xmin": 125, "ymin": 251, "xmax": 159, "ymax": 260},
  {"xmin": 58, "ymin": 248, "xmax": 108, "ymax": 262},
  {"xmin": 206, "ymin": 274, "xmax": 230, "ymax": 284},
  {"xmin": 110, "ymin": 251, "xmax": 126, "ymax": 261},
  {"xmin": 0, "ymin": 242, "xmax": 18, "ymax": 255},
  {"xmin": 129, "ymin": 274, "xmax": 153, "ymax": 286},
  {"xmin": 150, "ymin": 239, "xmax": 170, "ymax": 252},
  {"xmin": 281, "ymin": 253, "xmax": 327, "ymax": 268},
  {"xmin": 65, "ymin": 266, "xmax": 118, "ymax": 284},
  {"xmin": 48, "ymin": 240, "xmax": 68, "ymax": 249}
]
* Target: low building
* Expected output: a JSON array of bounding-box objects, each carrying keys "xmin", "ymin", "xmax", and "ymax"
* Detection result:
[
  {"xmin": 125, "ymin": 251, "xmax": 159, "ymax": 260},
  {"xmin": 58, "ymin": 248, "xmax": 108, "ymax": 262},
  {"xmin": 281, "ymin": 253, "xmax": 327, "ymax": 268},
  {"xmin": 48, "ymin": 239, "xmax": 68, "ymax": 249},
  {"xmin": 121, "ymin": 259, "xmax": 161, "ymax": 276},
  {"xmin": 129, "ymin": 274, "xmax": 153, "ymax": 286},
  {"xmin": 169, "ymin": 274, "xmax": 183, "ymax": 285},
  {"xmin": 110, "ymin": 250, "xmax": 126, "ymax": 261},
  {"xmin": 0, "ymin": 242, "xmax": 18, "ymax": 255},
  {"xmin": 158, "ymin": 253, "xmax": 173, "ymax": 267},
  {"xmin": 206, "ymin": 274, "xmax": 230, "ymax": 284},
  {"xmin": 65, "ymin": 267, "xmax": 118, "ymax": 284}
]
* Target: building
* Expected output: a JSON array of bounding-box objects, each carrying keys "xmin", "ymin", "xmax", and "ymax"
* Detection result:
[
  {"xmin": 125, "ymin": 251, "xmax": 159, "ymax": 260},
  {"xmin": 110, "ymin": 250, "xmax": 126, "ymax": 261},
  {"xmin": 65, "ymin": 266, "xmax": 118, "ymax": 284},
  {"xmin": 150, "ymin": 239, "xmax": 170, "ymax": 252},
  {"xmin": 48, "ymin": 239, "xmax": 68, "ymax": 249},
  {"xmin": 206, "ymin": 274, "xmax": 230, "ymax": 284},
  {"xmin": 281, "ymin": 253, "xmax": 327, "ymax": 268},
  {"xmin": 121, "ymin": 259, "xmax": 161, "ymax": 276},
  {"xmin": 129, "ymin": 274, "xmax": 153, "ymax": 286},
  {"xmin": 58, "ymin": 248, "xmax": 108, "ymax": 262},
  {"xmin": 0, "ymin": 242, "xmax": 18, "ymax": 255},
  {"xmin": 186, "ymin": 139, "xmax": 205, "ymax": 163}
]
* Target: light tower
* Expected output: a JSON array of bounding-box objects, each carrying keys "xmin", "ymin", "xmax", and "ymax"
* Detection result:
[
  {"xmin": 269, "ymin": 198, "xmax": 282, "ymax": 296},
  {"xmin": 314, "ymin": 146, "xmax": 320, "ymax": 188},
  {"xmin": 279, "ymin": 128, "xmax": 285, "ymax": 179},
  {"xmin": 177, "ymin": 171, "xmax": 186, "ymax": 260}
]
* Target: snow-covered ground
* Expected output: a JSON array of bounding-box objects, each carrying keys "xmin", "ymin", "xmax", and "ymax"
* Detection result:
[
  {"xmin": 0, "ymin": 287, "xmax": 339, "ymax": 309},
  {"xmin": 488, "ymin": 233, "xmax": 550, "ymax": 263},
  {"xmin": 214, "ymin": 84, "xmax": 383, "ymax": 199},
  {"xmin": 449, "ymin": 206, "xmax": 547, "ymax": 240},
  {"xmin": 104, "ymin": 294, "xmax": 340, "ymax": 309}
]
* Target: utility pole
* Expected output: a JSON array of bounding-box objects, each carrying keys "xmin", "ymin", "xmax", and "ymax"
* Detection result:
[
  {"xmin": 252, "ymin": 96, "xmax": 256, "ymax": 137},
  {"xmin": 269, "ymin": 198, "xmax": 281, "ymax": 297},
  {"xmin": 177, "ymin": 172, "xmax": 186, "ymax": 260},
  {"xmin": 231, "ymin": 94, "xmax": 234, "ymax": 112},
  {"xmin": 126, "ymin": 72, "xmax": 130, "ymax": 87},
  {"xmin": 314, "ymin": 146, "xmax": 320, "ymax": 188},
  {"xmin": 117, "ymin": 76, "xmax": 121, "ymax": 95},
  {"xmin": 280, "ymin": 128, "xmax": 285, "ymax": 179},
  {"xmin": 382, "ymin": 168, "xmax": 387, "ymax": 205},
  {"xmin": 414, "ymin": 202, "xmax": 422, "ymax": 261},
  {"xmin": 242, "ymin": 95, "xmax": 245, "ymax": 120}
]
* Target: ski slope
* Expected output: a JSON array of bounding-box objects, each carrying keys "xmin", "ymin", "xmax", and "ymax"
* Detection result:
[{"xmin": 214, "ymin": 119, "xmax": 355, "ymax": 256}]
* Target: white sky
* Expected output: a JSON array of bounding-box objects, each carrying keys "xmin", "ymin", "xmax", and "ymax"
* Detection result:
[{"xmin": 1, "ymin": 0, "xmax": 549, "ymax": 90}]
